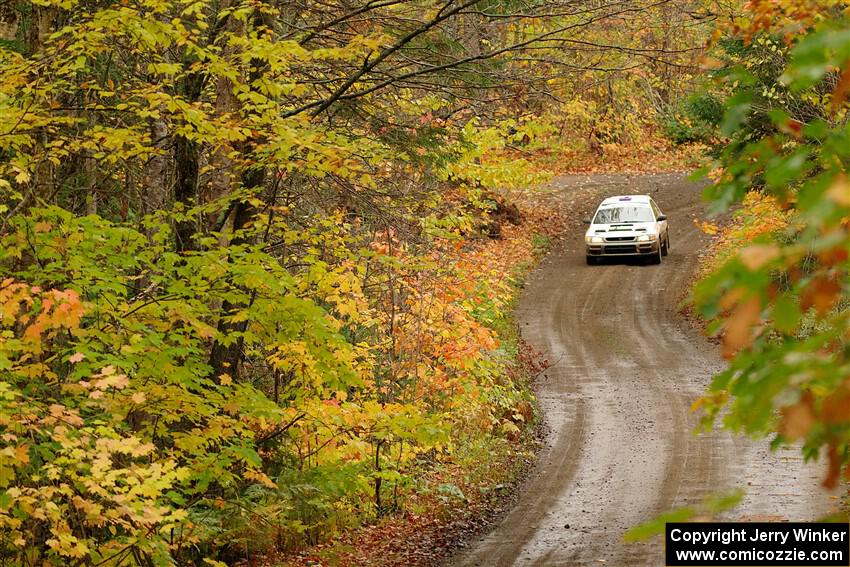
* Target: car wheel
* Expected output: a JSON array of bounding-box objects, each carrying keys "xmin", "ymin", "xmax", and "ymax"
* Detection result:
[
  {"xmin": 586, "ymin": 255, "xmax": 597, "ymax": 266},
  {"xmin": 661, "ymin": 234, "xmax": 669, "ymax": 256},
  {"xmin": 649, "ymin": 246, "xmax": 662, "ymax": 265}
]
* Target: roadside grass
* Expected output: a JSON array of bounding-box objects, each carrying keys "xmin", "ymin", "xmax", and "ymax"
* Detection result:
[{"xmin": 531, "ymin": 233, "xmax": 551, "ymax": 255}]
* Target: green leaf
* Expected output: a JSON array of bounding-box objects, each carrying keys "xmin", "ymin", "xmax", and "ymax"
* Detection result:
[
  {"xmin": 624, "ymin": 507, "xmax": 696, "ymax": 542},
  {"xmin": 720, "ymin": 92, "xmax": 753, "ymax": 136},
  {"xmin": 773, "ymin": 294, "xmax": 801, "ymax": 333}
]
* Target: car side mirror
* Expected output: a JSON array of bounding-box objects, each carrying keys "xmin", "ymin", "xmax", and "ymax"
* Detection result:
[
  {"xmin": 657, "ymin": 214, "xmax": 667, "ymax": 221},
  {"xmin": 583, "ymin": 218, "xmax": 592, "ymax": 224}
]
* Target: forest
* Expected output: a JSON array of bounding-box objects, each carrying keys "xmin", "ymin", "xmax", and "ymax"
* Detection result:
[{"xmin": 0, "ymin": 0, "xmax": 847, "ymax": 565}]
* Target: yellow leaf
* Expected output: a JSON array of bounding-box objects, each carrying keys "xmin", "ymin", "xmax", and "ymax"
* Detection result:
[
  {"xmin": 14, "ymin": 445, "xmax": 29, "ymax": 465},
  {"xmin": 694, "ymin": 218, "xmax": 719, "ymax": 235},
  {"xmin": 14, "ymin": 168, "xmax": 30, "ymax": 184},
  {"xmin": 244, "ymin": 468, "xmax": 276, "ymax": 488}
]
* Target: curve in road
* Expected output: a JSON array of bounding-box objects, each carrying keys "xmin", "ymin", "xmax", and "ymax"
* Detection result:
[{"xmin": 450, "ymin": 173, "xmax": 836, "ymax": 567}]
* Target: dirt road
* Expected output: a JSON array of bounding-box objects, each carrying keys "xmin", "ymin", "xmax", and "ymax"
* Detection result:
[{"xmin": 450, "ymin": 173, "xmax": 836, "ymax": 567}]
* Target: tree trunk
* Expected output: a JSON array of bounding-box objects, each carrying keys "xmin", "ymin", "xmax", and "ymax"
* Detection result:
[
  {"xmin": 173, "ymin": 69, "xmax": 205, "ymax": 251},
  {"xmin": 207, "ymin": 10, "xmax": 269, "ymax": 381},
  {"xmin": 143, "ymin": 117, "xmax": 171, "ymax": 217}
]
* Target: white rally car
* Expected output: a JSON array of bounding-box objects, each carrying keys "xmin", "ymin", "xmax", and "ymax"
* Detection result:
[{"xmin": 584, "ymin": 195, "xmax": 669, "ymax": 265}]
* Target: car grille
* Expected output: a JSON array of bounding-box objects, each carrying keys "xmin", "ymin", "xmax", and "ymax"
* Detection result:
[
  {"xmin": 604, "ymin": 244, "xmax": 638, "ymax": 254},
  {"xmin": 605, "ymin": 236, "xmax": 635, "ymax": 242}
]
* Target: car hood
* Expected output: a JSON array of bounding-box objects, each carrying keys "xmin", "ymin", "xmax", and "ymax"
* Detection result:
[{"xmin": 586, "ymin": 222, "xmax": 657, "ymax": 237}]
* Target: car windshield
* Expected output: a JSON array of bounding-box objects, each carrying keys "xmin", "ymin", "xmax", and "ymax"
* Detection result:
[{"xmin": 593, "ymin": 205, "xmax": 655, "ymax": 224}]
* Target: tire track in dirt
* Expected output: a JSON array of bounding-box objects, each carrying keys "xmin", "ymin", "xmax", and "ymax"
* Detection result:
[{"xmin": 449, "ymin": 173, "xmax": 836, "ymax": 567}]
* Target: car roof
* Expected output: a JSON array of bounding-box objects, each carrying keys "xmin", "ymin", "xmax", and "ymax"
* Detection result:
[{"xmin": 598, "ymin": 195, "xmax": 652, "ymax": 207}]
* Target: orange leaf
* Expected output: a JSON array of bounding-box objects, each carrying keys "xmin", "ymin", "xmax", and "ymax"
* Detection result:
[
  {"xmin": 820, "ymin": 388, "xmax": 850, "ymax": 425},
  {"xmin": 801, "ymin": 277, "xmax": 840, "ymax": 316},
  {"xmin": 718, "ymin": 287, "xmax": 746, "ymax": 311},
  {"xmin": 723, "ymin": 296, "xmax": 761, "ymax": 358},
  {"xmin": 13, "ymin": 444, "xmax": 29, "ymax": 465},
  {"xmin": 779, "ymin": 394, "xmax": 815, "ymax": 440},
  {"xmin": 830, "ymin": 65, "xmax": 850, "ymax": 115},
  {"xmin": 739, "ymin": 244, "xmax": 780, "ymax": 271},
  {"xmin": 824, "ymin": 444, "xmax": 841, "ymax": 489}
]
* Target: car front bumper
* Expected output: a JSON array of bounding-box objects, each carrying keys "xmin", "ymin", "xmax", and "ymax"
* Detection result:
[{"xmin": 586, "ymin": 241, "xmax": 659, "ymax": 256}]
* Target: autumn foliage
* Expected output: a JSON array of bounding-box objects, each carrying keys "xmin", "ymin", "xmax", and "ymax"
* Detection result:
[
  {"xmin": 691, "ymin": 1, "xmax": 850, "ymax": 490},
  {"xmin": 0, "ymin": 0, "xmax": 713, "ymax": 562},
  {"xmin": 0, "ymin": 196, "xmax": 562, "ymax": 564},
  {"xmin": 697, "ymin": 191, "xmax": 791, "ymax": 275}
]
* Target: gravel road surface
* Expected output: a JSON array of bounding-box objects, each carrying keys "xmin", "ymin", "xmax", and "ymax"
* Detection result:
[{"xmin": 450, "ymin": 173, "xmax": 836, "ymax": 567}]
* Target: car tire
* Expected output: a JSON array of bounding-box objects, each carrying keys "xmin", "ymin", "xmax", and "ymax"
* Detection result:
[
  {"xmin": 661, "ymin": 234, "xmax": 669, "ymax": 256},
  {"xmin": 649, "ymin": 246, "xmax": 662, "ymax": 265},
  {"xmin": 586, "ymin": 255, "xmax": 597, "ymax": 266}
]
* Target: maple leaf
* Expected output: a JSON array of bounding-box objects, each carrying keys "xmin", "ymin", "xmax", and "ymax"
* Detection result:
[
  {"xmin": 800, "ymin": 277, "xmax": 840, "ymax": 317},
  {"xmin": 13, "ymin": 445, "xmax": 30, "ymax": 465},
  {"xmin": 779, "ymin": 395, "xmax": 815, "ymax": 441},
  {"xmin": 94, "ymin": 373, "xmax": 129, "ymax": 390},
  {"xmin": 722, "ymin": 296, "xmax": 761, "ymax": 359},
  {"xmin": 68, "ymin": 352, "xmax": 85, "ymax": 364}
]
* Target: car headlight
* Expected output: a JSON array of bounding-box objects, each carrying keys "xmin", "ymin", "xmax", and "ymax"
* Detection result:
[
  {"xmin": 585, "ymin": 236, "xmax": 604, "ymax": 244},
  {"xmin": 637, "ymin": 234, "xmax": 657, "ymax": 242}
]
